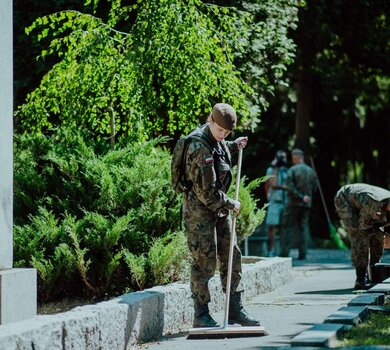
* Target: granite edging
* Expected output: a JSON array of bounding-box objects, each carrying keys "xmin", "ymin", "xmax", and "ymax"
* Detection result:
[{"xmin": 0, "ymin": 257, "xmax": 292, "ymax": 350}]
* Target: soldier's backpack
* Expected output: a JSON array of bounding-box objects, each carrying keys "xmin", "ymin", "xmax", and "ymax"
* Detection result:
[{"xmin": 171, "ymin": 128, "xmax": 212, "ymax": 194}]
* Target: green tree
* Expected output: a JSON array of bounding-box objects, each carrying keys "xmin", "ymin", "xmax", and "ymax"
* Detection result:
[
  {"xmin": 16, "ymin": 0, "xmax": 254, "ymax": 142},
  {"xmin": 215, "ymin": 0, "xmax": 299, "ymax": 129},
  {"xmin": 15, "ymin": 0, "xmax": 299, "ymax": 144},
  {"xmin": 257, "ymin": 0, "xmax": 390, "ymax": 238}
]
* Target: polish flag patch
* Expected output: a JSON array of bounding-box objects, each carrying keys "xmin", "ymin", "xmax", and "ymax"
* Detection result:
[{"xmin": 204, "ymin": 156, "xmax": 214, "ymax": 164}]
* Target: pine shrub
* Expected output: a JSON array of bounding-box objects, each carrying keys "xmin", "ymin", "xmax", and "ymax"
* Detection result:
[
  {"xmin": 14, "ymin": 126, "xmax": 263, "ymax": 302},
  {"xmin": 14, "ymin": 126, "xmax": 183, "ymax": 301}
]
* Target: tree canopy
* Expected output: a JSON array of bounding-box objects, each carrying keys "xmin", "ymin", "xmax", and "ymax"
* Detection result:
[
  {"xmin": 13, "ymin": 0, "xmax": 390, "ymax": 240},
  {"xmin": 15, "ymin": 0, "xmax": 298, "ymax": 143}
]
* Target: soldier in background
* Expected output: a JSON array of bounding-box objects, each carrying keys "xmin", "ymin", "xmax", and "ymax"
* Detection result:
[
  {"xmin": 183, "ymin": 103, "xmax": 260, "ymax": 328},
  {"xmin": 334, "ymin": 183, "xmax": 390, "ymax": 289},
  {"xmin": 264, "ymin": 150, "xmax": 288, "ymax": 256},
  {"xmin": 279, "ymin": 149, "xmax": 316, "ymax": 260}
]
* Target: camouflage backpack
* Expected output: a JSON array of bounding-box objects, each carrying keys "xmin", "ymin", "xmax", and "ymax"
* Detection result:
[{"xmin": 171, "ymin": 128, "xmax": 212, "ymax": 194}]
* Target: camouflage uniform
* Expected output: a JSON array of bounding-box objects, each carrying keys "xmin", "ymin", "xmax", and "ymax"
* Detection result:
[
  {"xmin": 280, "ymin": 162, "xmax": 316, "ymax": 258},
  {"xmin": 183, "ymin": 124, "xmax": 241, "ymax": 305},
  {"xmin": 334, "ymin": 183, "xmax": 390, "ymax": 275}
]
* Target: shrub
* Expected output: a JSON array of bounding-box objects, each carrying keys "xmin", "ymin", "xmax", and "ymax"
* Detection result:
[
  {"xmin": 228, "ymin": 171, "xmax": 267, "ymax": 243},
  {"xmin": 123, "ymin": 231, "xmax": 190, "ymax": 290},
  {"xmin": 14, "ymin": 126, "xmax": 264, "ymax": 302},
  {"xmin": 13, "ymin": 126, "xmax": 184, "ymax": 301}
]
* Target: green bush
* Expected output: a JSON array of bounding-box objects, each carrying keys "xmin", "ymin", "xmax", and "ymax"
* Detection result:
[
  {"xmin": 228, "ymin": 171, "xmax": 267, "ymax": 243},
  {"xmin": 123, "ymin": 231, "xmax": 190, "ymax": 290},
  {"xmin": 14, "ymin": 126, "xmax": 264, "ymax": 302},
  {"xmin": 14, "ymin": 126, "xmax": 183, "ymax": 301}
]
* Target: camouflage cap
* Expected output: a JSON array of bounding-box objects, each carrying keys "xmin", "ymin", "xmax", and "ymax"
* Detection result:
[
  {"xmin": 291, "ymin": 148, "xmax": 304, "ymax": 156},
  {"xmin": 211, "ymin": 103, "xmax": 237, "ymax": 131}
]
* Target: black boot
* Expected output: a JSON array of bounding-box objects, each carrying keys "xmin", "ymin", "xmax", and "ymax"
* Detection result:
[
  {"xmin": 193, "ymin": 301, "xmax": 219, "ymax": 328},
  {"xmin": 228, "ymin": 292, "xmax": 260, "ymax": 326},
  {"xmin": 354, "ymin": 267, "xmax": 371, "ymax": 290}
]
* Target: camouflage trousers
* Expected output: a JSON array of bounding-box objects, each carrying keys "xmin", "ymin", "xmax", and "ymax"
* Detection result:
[
  {"xmin": 334, "ymin": 194, "xmax": 384, "ymax": 270},
  {"xmin": 340, "ymin": 221, "xmax": 384, "ymax": 270},
  {"xmin": 279, "ymin": 205, "xmax": 310, "ymax": 257},
  {"xmin": 184, "ymin": 209, "xmax": 242, "ymax": 305}
]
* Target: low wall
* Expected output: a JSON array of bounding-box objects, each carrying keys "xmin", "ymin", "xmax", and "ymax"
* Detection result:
[{"xmin": 0, "ymin": 257, "xmax": 291, "ymax": 349}]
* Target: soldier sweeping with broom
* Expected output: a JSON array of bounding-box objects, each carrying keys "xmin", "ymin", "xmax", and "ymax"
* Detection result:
[
  {"xmin": 172, "ymin": 103, "xmax": 260, "ymax": 330},
  {"xmin": 334, "ymin": 183, "xmax": 390, "ymax": 290}
]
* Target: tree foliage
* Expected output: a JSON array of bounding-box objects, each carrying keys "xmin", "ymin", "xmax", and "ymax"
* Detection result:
[
  {"xmin": 248, "ymin": 0, "xmax": 390, "ymax": 238},
  {"xmin": 16, "ymin": 0, "xmax": 255, "ymax": 141},
  {"xmin": 15, "ymin": 0, "xmax": 299, "ymax": 142},
  {"xmin": 228, "ymin": 0, "xmax": 299, "ymax": 129}
]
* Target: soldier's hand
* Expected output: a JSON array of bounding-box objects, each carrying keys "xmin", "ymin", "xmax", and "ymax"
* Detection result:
[
  {"xmin": 303, "ymin": 195, "xmax": 311, "ymax": 204},
  {"xmin": 235, "ymin": 137, "xmax": 248, "ymax": 150},
  {"xmin": 232, "ymin": 200, "xmax": 241, "ymax": 213}
]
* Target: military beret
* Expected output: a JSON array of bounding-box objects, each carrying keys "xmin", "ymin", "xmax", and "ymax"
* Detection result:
[{"xmin": 211, "ymin": 103, "xmax": 237, "ymax": 131}]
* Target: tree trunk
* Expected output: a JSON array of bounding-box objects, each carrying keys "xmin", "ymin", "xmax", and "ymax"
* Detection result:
[{"xmin": 295, "ymin": 67, "xmax": 313, "ymax": 153}]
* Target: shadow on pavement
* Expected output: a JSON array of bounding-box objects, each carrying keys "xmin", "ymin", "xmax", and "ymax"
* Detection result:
[{"xmin": 295, "ymin": 287, "xmax": 355, "ymax": 295}]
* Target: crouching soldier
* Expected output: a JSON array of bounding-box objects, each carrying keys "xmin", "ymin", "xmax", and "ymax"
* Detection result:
[
  {"xmin": 334, "ymin": 183, "xmax": 390, "ymax": 289},
  {"xmin": 182, "ymin": 103, "xmax": 260, "ymax": 328}
]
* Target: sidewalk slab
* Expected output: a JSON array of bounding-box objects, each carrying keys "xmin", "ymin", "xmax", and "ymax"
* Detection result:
[
  {"xmin": 368, "ymin": 284, "xmax": 390, "ymax": 294},
  {"xmin": 323, "ymin": 306, "xmax": 368, "ymax": 326},
  {"xmin": 291, "ymin": 323, "xmax": 346, "ymax": 348},
  {"xmin": 348, "ymin": 293, "xmax": 385, "ymax": 306}
]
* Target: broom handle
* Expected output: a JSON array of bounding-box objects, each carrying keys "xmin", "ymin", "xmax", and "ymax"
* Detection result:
[
  {"xmin": 309, "ymin": 157, "xmax": 331, "ymax": 226},
  {"xmin": 223, "ymin": 147, "xmax": 243, "ymax": 328}
]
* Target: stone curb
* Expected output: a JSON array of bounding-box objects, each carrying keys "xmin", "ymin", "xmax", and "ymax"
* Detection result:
[
  {"xmin": 0, "ymin": 257, "xmax": 291, "ymax": 350},
  {"xmin": 291, "ymin": 285, "xmax": 390, "ymax": 348}
]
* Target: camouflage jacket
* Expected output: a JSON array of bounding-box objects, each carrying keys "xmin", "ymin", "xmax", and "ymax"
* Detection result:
[
  {"xmin": 184, "ymin": 124, "xmax": 239, "ymax": 213},
  {"xmin": 335, "ymin": 183, "xmax": 390, "ymax": 231},
  {"xmin": 285, "ymin": 162, "xmax": 316, "ymax": 208}
]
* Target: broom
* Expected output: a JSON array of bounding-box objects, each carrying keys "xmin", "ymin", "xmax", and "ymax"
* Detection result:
[{"xmin": 309, "ymin": 157, "xmax": 347, "ymax": 250}]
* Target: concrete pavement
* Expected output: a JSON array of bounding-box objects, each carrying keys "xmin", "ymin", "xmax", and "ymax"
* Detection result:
[{"xmin": 136, "ymin": 248, "xmax": 390, "ymax": 350}]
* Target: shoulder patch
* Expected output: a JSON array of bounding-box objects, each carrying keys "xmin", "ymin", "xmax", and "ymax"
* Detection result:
[{"xmin": 204, "ymin": 156, "xmax": 214, "ymax": 165}]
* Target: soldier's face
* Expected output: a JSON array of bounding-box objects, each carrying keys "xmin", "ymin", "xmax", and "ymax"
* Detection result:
[
  {"xmin": 209, "ymin": 120, "xmax": 231, "ymax": 142},
  {"xmin": 292, "ymin": 154, "xmax": 301, "ymax": 164}
]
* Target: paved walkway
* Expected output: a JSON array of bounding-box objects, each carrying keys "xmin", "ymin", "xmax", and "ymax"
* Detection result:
[{"xmin": 136, "ymin": 248, "xmax": 390, "ymax": 350}]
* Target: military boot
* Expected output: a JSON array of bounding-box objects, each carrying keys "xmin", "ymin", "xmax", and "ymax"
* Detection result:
[
  {"xmin": 193, "ymin": 301, "xmax": 220, "ymax": 328},
  {"xmin": 228, "ymin": 292, "xmax": 260, "ymax": 326},
  {"xmin": 354, "ymin": 267, "xmax": 371, "ymax": 290}
]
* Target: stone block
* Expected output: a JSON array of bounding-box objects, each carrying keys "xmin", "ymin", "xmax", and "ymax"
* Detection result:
[
  {"xmin": 0, "ymin": 315, "xmax": 64, "ymax": 349},
  {"xmin": 348, "ymin": 293, "xmax": 385, "ymax": 306},
  {"xmin": 70, "ymin": 301, "xmax": 128, "ymax": 349},
  {"xmin": 383, "ymin": 277, "xmax": 390, "ymax": 284},
  {"xmin": 117, "ymin": 290, "xmax": 165, "ymax": 346},
  {"xmin": 368, "ymin": 283, "xmax": 390, "ymax": 294},
  {"xmin": 369, "ymin": 263, "xmax": 390, "ymax": 283},
  {"xmin": 367, "ymin": 305, "xmax": 390, "ymax": 314},
  {"xmin": 0, "ymin": 268, "xmax": 37, "ymax": 324},
  {"xmin": 239, "ymin": 257, "xmax": 292, "ymax": 296},
  {"xmin": 324, "ymin": 306, "xmax": 368, "ymax": 326},
  {"xmin": 291, "ymin": 323, "xmax": 346, "ymax": 348},
  {"xmin": 0, "ymin": 257, "xmax": 292, "ymax": 348}
]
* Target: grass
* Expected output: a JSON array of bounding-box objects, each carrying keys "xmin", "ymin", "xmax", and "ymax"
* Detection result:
[{"xmin": 340, "ymin": 312, "xmax": 390, "ymax": 346}]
